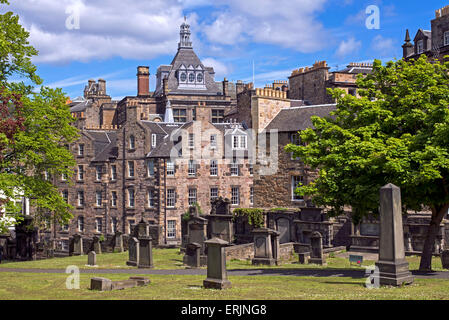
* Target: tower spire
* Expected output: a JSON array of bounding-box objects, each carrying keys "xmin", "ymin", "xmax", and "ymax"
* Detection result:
[{"xmin": 179, "ymin": 18, "xmax": 192, "ymax": 49}]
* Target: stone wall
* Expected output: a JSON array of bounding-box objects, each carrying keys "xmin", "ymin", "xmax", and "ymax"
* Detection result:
[
  {"xmin": 288, "ymin": 62, "xmax": 331, "ymax": 105},
  {"xmin": 225, "ymin": 243, "xmax": 254, "ymax": 261}
]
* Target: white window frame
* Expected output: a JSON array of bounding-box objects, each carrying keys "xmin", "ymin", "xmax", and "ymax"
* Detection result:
[
  {"xmin": 210, "ymin": 134, "xmax": 217, "ymax": 149},
  {"xmin": 77, "ymin": 165, "xmax": 84, "ymax": 181},
  {"xmin": 188, "ymin": 160, "xmax": 197, "ymax": 176},
  {"xmin": 148, "ymin": 190, "xmax": 154, "ymax": 208},
  {"xmin": 78, "ymin": 144, "xmax": 84, "ymax": 157},
  {"xmin": 77, "ymin": 191, "xmax": 84, "ymax": 207},
  {"xmin": 129, "ymin": 135, "xmax": 135, "ymax": 150},
  {"xmin": 210, "ymin": 160, "xmax": 218, "ymax": 176},
  {"xmin": 167, "ymin": 189, "xmax": 176, "ymax": 208},
  {"xmin": 128, "ymin": 188, "xmax": 135, "ymax": 208},
  {"xmin": 96, "ymin": 191, "xmax": 103, "ymax": 207},
  {"xmin": 128, "ymin": 220, "xmax": 135, "ymax": 235},
  {"xmin": 167, "ymin": 161, "xmax": 175, "ymax": 176},
  {"xmin": 232, "ymin": 135, "xmax": 247, "ymax": 150},
  {"xmin": 96, "ymin": 166, "xmax": 102, "ymax": 181},
  {"xmin": 250, "ymin": 186, "xmax": 254, "ymax": 205},
  {"xmin": 62, "ymin": 190, "xmax": 69, "ymax": 203},
  {"xmin": 111, "ymin": 217, "xmax": 117, "ymax": 233},
  {"xmin": 147, "ymin": 160, "xmax": 154, "ymax": 177},
  {"xmin": 231, "ymin": 187, "xmax": 240, "ymax": 206},
  {"xmin": 231, "ymin": 158, "xmax": 239, "ymax": 176},
  {"xmin": 111, "ymin": 191, "xmax": 117, "ymax": 207},
  {"xmin": 95, "ymin": 218, "xmax": 103, "ymax": 233},
  {"xmin": 111, "ymin": 165, "xmax": 117, "ymax": 181},
  {"xmin": 167, "ymin": 220, "xmax": 176, "ymax": 239},
  {"xmin": 188, "ymin": 133, "xmax": 194, "ymax": 149},
  {"xmin": 292, "ymin": 176, "xmax": 304, "ymax": 201},
  {"xmin": 128, "ymin": 161, "xmax": 135, "ymax": 178},
  {"xmin": 210, "ymin": 187, "xmax": 219, "ymax": 202},
  {"xmin": 78, "ymin": 216, "xmax": 84, "ymax": 232},
  {"xmin": 188, "ymin": 188, "xmax": 197, "ymax": 206},
  {"xmin": 151, "ymin": 134, "xmax": 157, "ymax": 148}
]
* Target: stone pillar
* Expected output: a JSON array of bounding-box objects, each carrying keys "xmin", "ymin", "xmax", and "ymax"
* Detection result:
[
  {"xmin": 203, "ymin": 238, "xmax": 231, "ymax": 290},
  {"xmin": 138, "ymin": 236, "xmax": 154, "ymax": 269},
  {"xmin": 309, "ymin": 232, "xmax": 326, "ymax": 265},
  {"xmin": 114, "ymin": 231, "xmax": 124, "ymax": 253},
  {"xmin": 271, "ymin": 230, "xmax": 281, "ymax": 265},
  {"xmin": 137, "ymin": 219, "xmax": 149, "ymax": 238},
  {"xmin": 126, "ymin": 237, "xmax": 140, "ymax": 267},
  {"xmin": 375, "ymin": 184, "xmax": 414, "ymax": 286}
]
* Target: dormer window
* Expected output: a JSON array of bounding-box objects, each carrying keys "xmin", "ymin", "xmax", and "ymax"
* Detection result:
[
  {"xmin": 232, "ymin": 135, "xmax": 247, "ymax": 150},
  {"xmin": 197, "ymin": 73, "xmax": 203, "ymax": 83},
  {"xmin": 189, "ymin": 73, "xmax": 195, "ymax": 83},
  {"xmin": 417, "ymin": 40, "xmax": 424, "ymax": 54},
  {"xmin": 180, "ymin": 72, "xmax": 187, "ymax": 82}
]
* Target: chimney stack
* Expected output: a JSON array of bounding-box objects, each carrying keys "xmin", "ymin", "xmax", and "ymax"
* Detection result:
[
  {"xmin": 98, "ymin": 79, "xmax": 106, "ymax": 95},
  {"xmin": 137, "ymin": 66, "xmax": 150, "ymax": 96}
]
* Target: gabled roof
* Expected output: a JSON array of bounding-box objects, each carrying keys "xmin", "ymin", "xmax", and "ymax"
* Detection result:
[
  {"xmin": 265, "ymin": 104, "xmax": 337, "ymax": 132},
  {"xmin": 85, "ymin": 131, "xmax": 118, "ymax": 162}
]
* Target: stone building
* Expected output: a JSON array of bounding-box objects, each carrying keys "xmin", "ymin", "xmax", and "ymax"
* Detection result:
[
  {"xmin": 288, "ymin": 61, "xmax": 372, "ymax": 105},
  {"xmin": 47, "ymin": 20, "xmax": 253, "ymax": 248},
  {"xmin": 402, "ymin": 5, "xmax": 449, "ymax": 62}
]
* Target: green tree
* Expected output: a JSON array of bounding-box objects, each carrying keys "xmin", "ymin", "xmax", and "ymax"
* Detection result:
[
  {"xmin": 286, "ymin": 55, "xmax": 449, "ymax": 271},
  {"xmin": 0, "ymin": 1, "xmax": 79, "ymax": 232}
]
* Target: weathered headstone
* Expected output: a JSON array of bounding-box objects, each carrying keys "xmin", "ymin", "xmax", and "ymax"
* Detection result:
[
  {"xmin": 251, "ymin": 228, "xmax": 278, "ymax": 266},
  {"xmin": 441, "ymin": 250, "xmax": 449, "ymax": 269},
  {"xmin": 183, "ymin": 242, "xmax": 202, "ymax": 268},
  {"xmin": 136, "ymin": 219, "xmax": 149, "ymax": 238},
  {"xmin": 88, "ymin": 251, "xmax": 97, "ymax": 266},
  {"xmin": 203, "ymin": 237, "xmax": 231, "ymax": 290},
  {"xmin": 72, "ymin": 234, "xmax": 83, "ymax": 256},
  {"xmin": 90, "ymin": 276, "xmax": 150, "ymax": 291},
  {"xmin": 126, "ymin": 237, "xmax": 140, "ymax": 267},
  {"xmin": 208, "ymin": 197, "xmax": 234, "ymax": 243},
  {"xmin": 138, "ymin": 235, "xmax": 153, "ymax": 269},
  {"xmin": 295, "ymin": 244, "xmax": 311, "ymax": 264},
  {"xmin": 309, "ymin": 232, "xmax": 326, "ymax": 265},
  {"xmin": 375, "ymin": 184, "xmax": 414, "ymax": 286},
  {"xmin": 92, "ymin": 236, "xmax": 102, "ymax": 254},
  {"xmin": 114, "ymin": 231, "xmax": 124, "ymax": 253}
]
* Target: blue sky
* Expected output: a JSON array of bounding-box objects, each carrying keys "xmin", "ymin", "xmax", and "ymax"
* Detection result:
[{"xmin": 3, "ymin": 0, "xmax": 448, "ymax": 100}]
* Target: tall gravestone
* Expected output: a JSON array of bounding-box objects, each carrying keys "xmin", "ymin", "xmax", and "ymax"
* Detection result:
[
  {"xmin": 375, "ymin": 184, "xmax": 414, "ymax": 286},
  {"xmin": 252, "ymin": 228, "xmax": 279, "ymax": 266},
  {"xmin": 138, "ymin": 235, "xmax": 154, "ymax": 269},
  {"xmin": 203, "ymin": 238, "xmax": 231, "ymax": 290},
  {"xmin": 126, "ymin": 237, "xmax": 140, "ymax": 266},
  {"xmin": 207, "ymin": 197, "xmax": 234, "ymax": 243},
  {"xmin": 88, "ymin": 251, "xmax": 97, "ymax": 266},
  {"xmin": 72, "ymin": 234, "xmax": 83, "ymax": 256},
  {"xmin": 92, "ymin": 236, "xmax": 102, "ymax": 254},
  {"xmin": 114, "ymin": 231, "xmax": 124, "ymax": 253},
  {"xmin": 309, "ymin": 232, "xmax": 326, "ymax": 265}
]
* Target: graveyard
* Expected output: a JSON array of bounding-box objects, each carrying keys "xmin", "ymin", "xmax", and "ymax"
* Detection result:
[{"xmin": 2, "ymin": 186, "xmax": 449, "ymax": 300}]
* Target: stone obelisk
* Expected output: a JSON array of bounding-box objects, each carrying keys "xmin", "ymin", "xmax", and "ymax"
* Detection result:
[{"xmin": 375, "ymin": 184, "xmax": 414, "ymax": 286}]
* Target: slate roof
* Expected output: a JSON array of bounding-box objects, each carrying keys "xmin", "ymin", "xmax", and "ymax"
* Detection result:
[
  {"xmin": 265, "ymin": 104, "xmax": 337, "ymax": 132},
  {"xmin": 159, "ymin": 48, "xmax": 221, "ymax": 96},
  {"xmin": 70, "ymin": 100, "xmax": 91, "ymax": 112},
  {"xmin": 85, "ymin": 131, "xmax": 118, "ymax": 162},
  {"xmin": 143, "ymin": 122, "xmax": 190, "ymax": 158}
]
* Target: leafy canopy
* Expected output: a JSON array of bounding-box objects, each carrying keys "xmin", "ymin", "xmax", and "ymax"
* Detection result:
[{"xmin": 286, "ymin": 55, "xmax": 449, "ymax": 223}]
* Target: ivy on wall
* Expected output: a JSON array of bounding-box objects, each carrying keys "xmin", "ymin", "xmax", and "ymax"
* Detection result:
[{"xmin": 232, "ymin": 208, "xmax": 265, "ymax": 228}]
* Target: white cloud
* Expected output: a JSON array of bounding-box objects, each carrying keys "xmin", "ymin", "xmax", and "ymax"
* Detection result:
[
  {"xmin": 202, "ymin": 58, "xmax": 232, "ymax": 79},
  {"xmin": 335, "ymin": 37, "xmax": 361, "ymax": 58},
  {"xmin": 9, "ymin": 0, "xmax": 189, "ymax": 64},
  {"xmin": 371, "ymin": 35, "xmax": 395, "ymax": 57},
  {"xmin": 201, "ymin": 0, "xmax": 329, "ymax": 52}
]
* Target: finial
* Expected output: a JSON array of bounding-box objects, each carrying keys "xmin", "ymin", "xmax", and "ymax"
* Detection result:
[{"xmin": 405, "ymin": 29, "xmax": 411, "ymax": 43}]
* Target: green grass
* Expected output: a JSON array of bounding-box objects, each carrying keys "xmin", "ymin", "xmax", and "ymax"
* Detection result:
[
  {"xmin": 0, "ymin": 272, "xmax": 449, "ymax": 300},
  {"xmin": 0, "ymin": 249, "xmax": 445, "ymax": 272}
]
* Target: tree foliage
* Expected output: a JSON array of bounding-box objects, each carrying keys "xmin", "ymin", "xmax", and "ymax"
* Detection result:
[
  {"xmin": 285, "ymin": 55, "xmax": 449, "ymax": 270},
  {"xmin": 0, "ymin": 1, "xmax": 79, "ymax": 233}
]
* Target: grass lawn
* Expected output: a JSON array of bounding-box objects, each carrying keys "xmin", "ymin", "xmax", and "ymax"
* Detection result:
[
  {"xmin": 0, "ymin": 249, "xmax": 445, "ymax": 272},
  {"xmin": 0, "ymin": 271, "xmax": 448, "ymax": 300}
]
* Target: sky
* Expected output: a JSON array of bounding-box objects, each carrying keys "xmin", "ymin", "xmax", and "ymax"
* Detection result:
[{"xmin": 2, "ymin": 0, "xmax": 448, "ymax": 100}]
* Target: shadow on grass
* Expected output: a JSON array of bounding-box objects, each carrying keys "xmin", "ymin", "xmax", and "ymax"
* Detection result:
[{"xmin": 228, "ymin": 268, "xmax": 367, "ymax": 279}]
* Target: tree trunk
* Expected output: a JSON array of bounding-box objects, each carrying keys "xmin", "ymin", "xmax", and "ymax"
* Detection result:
[{"xmin": 419, "ymin": 206, "xmax": 448, "ymax": 272}]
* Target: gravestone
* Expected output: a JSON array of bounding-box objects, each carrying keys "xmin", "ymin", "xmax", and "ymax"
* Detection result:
[
  {"xmin": 72, "ymin": 234, "xmax": 83, "ymax": 256},
  {"xmin": 138, "ymin": 235, "xmax": 154, "ymax": 269},
  {"xmin": 375, "ymin": 184, "xmax": 414, "ymax": 286},
  {"xmin": 203, "ymin": 238, "xmax": 231, "ymax": 290},
  {"xmin": 295, "ymin": 243, "xmax": 311, "ymax": 264},
  {"xmin": 92, "ymin": 236, "xmax": 102, "ymax": 254},
  {"xmin": 90, "ymin": 276, "xmax": 150, "ymax": 291},
  {"xmin": 207, "ymin": 197, "xmax": 234, "ymax": 243},
  {"xmin": 126, "ymin": 237, "xmax": 139, "ymax": 267},
  {"xmin": 276, "ymin": 218, "xmax": 291, "ymax": 244},
  {"xmin": 441, "ymin": 250, "xmax": 449, "ymax": 269},
  {"xmin": 114, "ymin": 231, "xmax": 124, "ymax": 253},
  {"xmin": 251, "ymin": 228, "xmax": 278, "ymax": 266},
  {"xmin": 88, "ymin": 251, "xmax": 97, "ymax": 266},
  {"xmin": 183, "ymin": 242, "xmax": 202, "ymax": 268},
  {"xmin": 309, "ymin": 232, "xmax": 326, "ymax": 265},
  {"xmin": 136, "ymin": 219, "xmax": 149, "ymax": 238}
]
